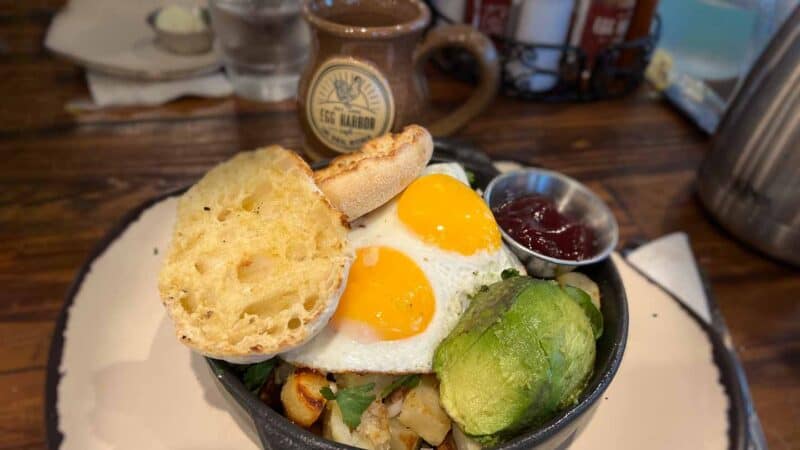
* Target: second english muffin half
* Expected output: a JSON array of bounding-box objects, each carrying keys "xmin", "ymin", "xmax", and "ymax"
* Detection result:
[{"xmin": 314, "ymin": 125, "xmax": 434, "ymax": 221}]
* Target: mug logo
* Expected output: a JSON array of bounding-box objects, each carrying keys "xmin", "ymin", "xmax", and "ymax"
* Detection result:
[{"xmin": 306, "ymin": 57, "xmax": 395, "ymax": 153}]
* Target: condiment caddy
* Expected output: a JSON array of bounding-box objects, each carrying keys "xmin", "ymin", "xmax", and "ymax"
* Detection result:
[{"xmin": 429, "ymin": 0, "xmax": 661, "ymax": 101}]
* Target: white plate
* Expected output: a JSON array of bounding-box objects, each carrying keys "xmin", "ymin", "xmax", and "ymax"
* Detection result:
[
  {"xmin": 45, "ymin": 191, "xmax": 734, "ymax": 450},
  {"xmin": 45, "ymin": 0, "xmax": 220, "ymax": 81}
]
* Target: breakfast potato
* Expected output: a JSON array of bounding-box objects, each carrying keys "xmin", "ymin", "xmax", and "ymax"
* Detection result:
[
  {"xmin": 323, "ymin": 401, "xmax": 362, "ymax": 447},
  {"xmin": 323, "ymin": 400, "xmax": 391, "ymax": 450},
  {"xmin": 336, "ymin": 372, "xmax": 395, "ymax": 395},
  {"xmin": 397, "ymin": 375, "xmax": 451, "ymax": 445},
  {"xmin": 451, "ymin": 425, "xmax": 482, "ymax": 450},
  {"xmin": 557, "ymin": 272, "xmax": 601, "ymax": 309},
  {"xmin": 389, "ymin": 418, "xmax": 421, "ymax": 450},
  {"xmin": 281, "ymin": 368, "xmax": 329, "ymax": 427},
  {"xmin": 356, "ymin": 401, "xmax": 391, "ymax": 450}
]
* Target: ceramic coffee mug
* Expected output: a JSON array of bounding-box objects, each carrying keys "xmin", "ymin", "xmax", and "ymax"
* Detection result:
[{"xmin": 298, "ymin": 0, "xmax": 499, "ymax": 158}]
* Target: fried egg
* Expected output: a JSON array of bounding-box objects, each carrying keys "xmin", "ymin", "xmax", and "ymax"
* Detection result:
[{"xmin": 283, "ymin": 163, "xmax": 523, "ymax": 373}]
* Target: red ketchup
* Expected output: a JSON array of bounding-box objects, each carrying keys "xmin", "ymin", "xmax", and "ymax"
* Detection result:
[{"xmin": 493, "ymin": 194, "xmax": 597, "ymax": 261}]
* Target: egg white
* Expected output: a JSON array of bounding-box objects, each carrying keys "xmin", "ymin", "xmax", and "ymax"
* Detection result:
[{"xmin": 283, "ymin": 163, "xmax": 523, "ymax": 373}]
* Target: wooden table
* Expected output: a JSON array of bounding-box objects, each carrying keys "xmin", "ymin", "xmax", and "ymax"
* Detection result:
[{"xmin": 2, "ymin": 3, "xmax": 799, "ymax": 449}]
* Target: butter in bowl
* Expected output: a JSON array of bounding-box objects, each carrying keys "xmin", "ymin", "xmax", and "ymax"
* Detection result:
[{"xmin": 147, "ymin": 5, "xmax": 213, "ymax": 55}]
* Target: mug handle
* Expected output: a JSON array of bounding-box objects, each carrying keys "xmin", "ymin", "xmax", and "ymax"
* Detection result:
[{"xmin": 413, "ymin": 24, "xmax": 500, "ymax": 136}]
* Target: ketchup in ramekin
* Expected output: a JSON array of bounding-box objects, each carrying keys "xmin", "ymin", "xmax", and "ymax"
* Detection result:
[{"xmin": 493, "ymin": 194, "xmax": 597, "ymax": 261}]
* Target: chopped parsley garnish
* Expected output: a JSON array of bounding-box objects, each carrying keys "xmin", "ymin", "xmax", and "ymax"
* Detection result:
[
  {"xmin": 242, "ymin": 359, "xmax": 276, "ymax": 394},
  {"xmin": 320, "ymin": 383, "xmax": 376, "ymax": 429},
  {"xmin": 501, "ymin": 268, "xmax": 521, "ymax": 280},
  {"xmin": 380, "ymin": 374, "xmax": 421, "ymax": 399},
  {"xmin": 465, "ymin": 170, "xmax": 477, "ymax": 187}
]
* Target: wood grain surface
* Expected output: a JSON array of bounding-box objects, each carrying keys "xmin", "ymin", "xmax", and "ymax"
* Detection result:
[{"xmin": 1, "ymin": 2, "xmax": 798, "ymax": 450}]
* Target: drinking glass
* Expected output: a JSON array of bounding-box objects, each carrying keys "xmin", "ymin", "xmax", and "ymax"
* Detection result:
[{"xmin": 208, "ymin": 0, "xmax": 310, "ymax": 101}]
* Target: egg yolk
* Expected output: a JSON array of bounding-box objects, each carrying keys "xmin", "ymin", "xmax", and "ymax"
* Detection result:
[
  {"xmin": 397, "ymin": 173, "xmax": 501, "ymax": 255},
  {"xmin": 332, "ymin": 246, "xmax": 434, "ymax": 341}
]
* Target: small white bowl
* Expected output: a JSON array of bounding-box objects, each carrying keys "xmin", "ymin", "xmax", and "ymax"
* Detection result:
[{"xmin": 147, "ymin": 7, "xmax": 213, "ymax": 55}]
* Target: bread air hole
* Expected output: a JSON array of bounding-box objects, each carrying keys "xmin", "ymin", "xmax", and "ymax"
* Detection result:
[
  {"xmin": 288, "ymin": 318, "xmax": 301, "ymax": 330},
  {"xmin": 303, "ymin": 295, "xmax": 318, "ymax": 311},
  {"xmin": 236, "ymin": 255, "xmax": 272, "ymax": 283},
  {"xmin": 194, "ymin": 261, "xmax": 206, "ymax": 274},
  {"xmin": 241, "ymin": 195, "xmax": 257, "ymax": 212},
  {"xmin": 217, "ymin": 209, "xmax": 231, "ymax": 222},
  {"xmin": 242, "ymin": 292, "xmax": 294, "ymax": 317},
  {"xmin": 180, "ymin": 294, "xmax": 198, "ymax": 314}
]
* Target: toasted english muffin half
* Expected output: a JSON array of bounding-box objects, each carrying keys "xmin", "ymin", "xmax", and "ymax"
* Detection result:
[
  {"xmin": 314, "ymin": 124, "xmax": 434, "ymax": 221},
  {"xmin": 159, "ymin": 146, "xmax": 352, "ymax": 363}
]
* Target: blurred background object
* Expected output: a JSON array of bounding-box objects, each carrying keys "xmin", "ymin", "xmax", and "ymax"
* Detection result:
[
  {"xmin": 568, "ymin": 0, "xmax": 638, "ymax": 72},
  {"xmin": 45, "ymin": 0, "xmax": 309, "ymax": 107},
  {"xmin": 209, "ymin": 0, "xmax": 310, "ymax": 102},
  {"xmin": 650, "ymin": 0, "xmax": 799, "ymax": 132},
  {"xmin": 505, "ymin": 0, "xmax": 576, "ymax": 93},
  {"xmin": 697, "ymin": 4, "xmax": 800, "ymax": 267},
  {"xmin": 45, "ymin": 0, "xmax": 221, "ymax": 81},
  {"xmin": 147, "ymin": 5, "xmax": 213, "ymax": 55},
  {"xmin": 428, "ymin": 0, "xmax": 660, "ymax": 101},
  {"xmin": 45, "ymin": 0, "xmax": 230, "ymax": 108}
]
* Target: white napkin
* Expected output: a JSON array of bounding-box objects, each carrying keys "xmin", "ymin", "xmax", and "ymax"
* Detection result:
[
  {"xmin": 45, "ymin": 0, "xmax": 224, "ymax": 87},
  {"xmin": 86, "ymin": 71, "xmax": 233, "ymax": 107},
  {"xmin": 626, "ymin": 232, "xmax": 712, "ymax": 324}
]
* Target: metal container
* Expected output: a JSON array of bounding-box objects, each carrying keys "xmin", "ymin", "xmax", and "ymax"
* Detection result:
[
  {"xmin": 147, "ymin": 8, "xmax": 213, "ymax": 55},
  {"xmin": 697, "ymin": 5, "xmax": 800, "ymax": 267},
  {"xmin": 484, "ymin": 169, "xmax": 619, "ymax": 278}
]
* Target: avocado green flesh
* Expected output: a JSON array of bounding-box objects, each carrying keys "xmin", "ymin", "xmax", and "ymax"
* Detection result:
[
  {"xmin": 563, "ymin": 285, "xmax": 604, "ymax": 339},
  {"xmin": 433, "ymin": 277, "xmax": 597, "ymax": 443}
]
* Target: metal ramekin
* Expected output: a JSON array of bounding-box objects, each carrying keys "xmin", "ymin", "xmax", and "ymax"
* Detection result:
[
  {"xmin": 484, "ymin": 168, "xmax": 619, "ymax": 278},
  {"xmin": 147, "ymin": 7, "xmax": 213, "ymax": 55}
]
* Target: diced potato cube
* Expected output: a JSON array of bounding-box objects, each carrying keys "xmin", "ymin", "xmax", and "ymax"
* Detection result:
[
  {"xmin": 336, "ymin": 372, "xmax": 395, "ymax": 395},
  {"xmin": 397, "ymin": 375, "xmax": 451, "ymax": 445},
  {"xmin": 451, "ymin": 424, "xmax": 482, "ymax": 450},
  {"xmin": 557, "ymin": 271, "xmax": 601, "ymax": 308},
  {"xmin": 355, "ymin": 401, "xmax": 391, "ymax": 450},
  {"xmin": 389, "ymin": 418, "xmax": 421, "ymax": 450},
  {"xmin": 280, "ymin": 368, "xmax": 329, "ymax": 427},
  {"xmin": 323, "ymin": 400, "xmax": 390, "ymax": 450},
  {"xmin": 324, "ymin": 401, "xmax": 359, "ymax": 446}
]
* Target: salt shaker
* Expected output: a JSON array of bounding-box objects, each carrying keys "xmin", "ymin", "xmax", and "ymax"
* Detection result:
[
  {"xmin": 506, "ymin": 0, "xmax": 576, "ymax": 92},
  {"xmin": 432, "ymin": 0, "xmax": 467, "ymax": 23}
]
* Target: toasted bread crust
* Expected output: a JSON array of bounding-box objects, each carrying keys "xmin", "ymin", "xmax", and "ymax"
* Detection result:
[{"xmin": 314, "ymin": 125, "xmax": 434, "ymax": 220}]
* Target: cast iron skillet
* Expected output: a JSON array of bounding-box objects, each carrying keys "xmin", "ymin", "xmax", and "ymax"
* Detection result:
[
  {"xmin": 42, "ymin": 140, "xmax": 753, "ymax": 450},
  {"xmin": 205, "ymin": 145, "xmax": 630, "ymax": 450}
]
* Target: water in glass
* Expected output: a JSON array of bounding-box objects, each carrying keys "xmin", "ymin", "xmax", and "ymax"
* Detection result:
[{"xmin": 209, "ymin": 0, "xmax": 310, "ymax": 101}]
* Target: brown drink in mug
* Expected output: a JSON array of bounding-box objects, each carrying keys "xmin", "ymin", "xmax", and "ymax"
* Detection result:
[{"xmin": 298, "ymin": 0, "xmax": 500, "ymax": 158}]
